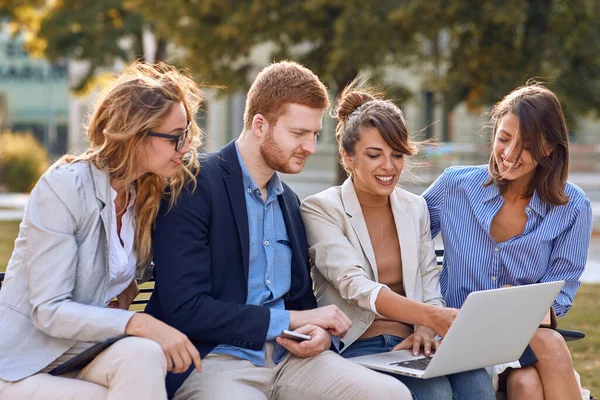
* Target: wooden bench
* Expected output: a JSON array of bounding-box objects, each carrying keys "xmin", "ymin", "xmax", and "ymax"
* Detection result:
[{"xmin": 0, "ymin": 253, "xmax": 586, "ymax": 341}]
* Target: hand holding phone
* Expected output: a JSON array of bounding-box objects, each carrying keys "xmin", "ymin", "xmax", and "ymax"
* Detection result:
[{"xmin": 280, "ymin": 329, "xmax": 312, "ymax": 342}]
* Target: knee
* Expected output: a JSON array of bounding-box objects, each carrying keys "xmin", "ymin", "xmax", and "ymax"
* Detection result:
[
  {"xmin": 530, "ymin": 329, "xmax": 572, "ymax": 365},
  {"xmin": 506, "ymin": 367, "xmax": 542, "ymax": 396},
  {"xmin": 419, "ymin": 377, "xmax": 453, "ymax": 400},
  {"xmin": 114, "ymin": 337, "xmax": 167, "ymax": 373},
  {"xmin": 450, "ymin": 369, "xmax": 495, "ymax": 399},
  {"xmin": 369, "ymin": 374, "xmax": 412, "ymax": 400}
]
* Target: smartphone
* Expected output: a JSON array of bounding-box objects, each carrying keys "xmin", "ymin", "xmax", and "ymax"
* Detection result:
[{"xmin": 280, "ymin": 330, "xmax": 312, "ymax": 342}]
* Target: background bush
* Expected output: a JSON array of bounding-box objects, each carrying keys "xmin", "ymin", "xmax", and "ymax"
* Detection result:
[{"xmin": 0, "ymin": 131, "xmax": 49, "ymax": 193}]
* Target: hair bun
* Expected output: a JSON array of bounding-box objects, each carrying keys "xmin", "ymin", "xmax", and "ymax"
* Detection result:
[{"xmin": 335, "ymin": 90, "xmax": 375, "ymax": 122}]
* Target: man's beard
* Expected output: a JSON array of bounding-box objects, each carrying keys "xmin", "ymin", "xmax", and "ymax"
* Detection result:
[{"xmin": 259, "ymin": 130, "xmax": 307, "ymax": 174}]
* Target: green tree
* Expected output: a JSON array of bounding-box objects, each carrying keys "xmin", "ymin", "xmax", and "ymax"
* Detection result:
[
  {"xmin": 136, "ymin": 0, "xmax": 600, "ymax": 122},
  {"xmin": 0, "ymin": 0, "xmax": 167, "ymax": 92},
  {"xmin": 401, "ymin": 0, "xmax": 600, "ymax": 123}
]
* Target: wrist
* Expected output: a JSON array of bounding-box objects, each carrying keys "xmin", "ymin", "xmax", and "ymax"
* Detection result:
[
  {"xmin": 288, "ymin": 310, "xmax": 303, "ymax": 330},
  {"xmin": 419, "ymin": 304, "xmax": 438, "ymax": 328},
  {"xmin": 125, "ymin": 313, "xmax": 147, "ymax": 336}
]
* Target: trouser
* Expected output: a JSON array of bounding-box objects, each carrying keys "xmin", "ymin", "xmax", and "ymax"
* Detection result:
[
  {"xmin": 0, "ymin": 336, "xmax": 167, "ymax": 400},
  {"xmin": 174, "ymin": 343, "xmax": 412, "ymax": 400},
  {"xmin": 343, "ymin": 334, "xmax": 496, "ymax": 400}
]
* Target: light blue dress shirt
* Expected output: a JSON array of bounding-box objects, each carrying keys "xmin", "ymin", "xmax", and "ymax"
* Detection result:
[
  {"xmin": 423, "ymin": 165, "xmax": 592, "ymax": 317},
  {"xmin": 212, "ymin": 143, "xmax": 292, "ymax": 365}
]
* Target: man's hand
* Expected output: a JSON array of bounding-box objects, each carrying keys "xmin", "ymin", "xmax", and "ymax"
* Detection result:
[
  {"xmin": 275, "ymin": 325, "xmax": 331, "ymax": 358},
  {"xmin": 289, "ymin": 305, "xmax": 352, "ymax": 338},
  {"xmin": 108, "ymin": 279, "xmax": 140, "ymax": 310},
  {"xmin": 392, "ymin": 326, "xmax": 440, "ymax": 357},
  {"xmin": 423, "ymin": 306, "xmax": 459, "ymax": 338}
]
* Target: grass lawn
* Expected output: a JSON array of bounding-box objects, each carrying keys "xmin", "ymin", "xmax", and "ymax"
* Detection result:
[
  {"xmin": 1, "ymin": 220, "xmax": 598, "ymax": 394},
  {"xmin": 0, "ymin": 220, "xmax": 20, "ymax": 269},
  {"xmin": 563, "ymin": 284, "xmax": 600, "ymax": 395}
]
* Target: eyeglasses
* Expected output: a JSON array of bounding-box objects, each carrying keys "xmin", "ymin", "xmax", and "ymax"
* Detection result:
[{"xmin": 147, "ymin": 120, "xmax": 192, "ymax": 152}]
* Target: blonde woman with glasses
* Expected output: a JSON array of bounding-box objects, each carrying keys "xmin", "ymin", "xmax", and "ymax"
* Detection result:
[{"xmin": 0, "ymin": 61, "xmax": 203, "ymax": 400}]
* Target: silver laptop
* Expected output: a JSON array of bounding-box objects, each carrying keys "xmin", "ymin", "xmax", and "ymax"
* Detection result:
[{"xmin": 351, "ymin": 281, "xmax": 564, "ymax": 379}]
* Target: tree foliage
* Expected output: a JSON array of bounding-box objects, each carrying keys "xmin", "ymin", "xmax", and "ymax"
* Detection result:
[
  {"xmin": 3, "ymin": 0, "xmax": 599, "ymax": 117},
  {"xmin": 0, "ymin": 0, "xmax": 165, "ymax": 92},
  {"xmin": 134, "ymin": 0, "xmax": 600, "ymax": 119},
  {"xmin": 401, "ymin": 0, "xmax": 600, "ymax": 116},
  {"xmin": 133, "ymin": 0, "xmax": 419, "ymax": 95}
]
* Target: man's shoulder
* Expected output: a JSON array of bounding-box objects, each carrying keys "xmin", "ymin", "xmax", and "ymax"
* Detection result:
[{"xmin": 196, "ymin": 151, "xmax": 226, "ymax": 179}]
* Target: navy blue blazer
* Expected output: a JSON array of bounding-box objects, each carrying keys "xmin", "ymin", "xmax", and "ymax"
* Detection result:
[{"xmin": 145, "ymin": 140, "xmax": 317, "ymax": 397}]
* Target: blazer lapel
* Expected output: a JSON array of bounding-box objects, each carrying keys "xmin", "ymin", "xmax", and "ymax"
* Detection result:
[
  {"xmin": 89, "ymin": 163, "xmax": 112, "ymax": 294},
  {"xmin": 220, "ymin": 142, "xmax": 250, "ymax": 284},
  {"xmin": 341, "ymin": 179, "xmax": 379, "ymax": 281},
  {"xmin": 390, "ymin": 190, "xmax": 418, "ymax": 300},
  {"xmin": 278, "ymin": 193, "xmax": 309, "ymax": 301}
]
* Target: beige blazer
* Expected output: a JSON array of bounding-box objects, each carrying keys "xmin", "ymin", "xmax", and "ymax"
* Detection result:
[
  {"xmin": 0, "ymin": 161, "xmax": 135, "ymax": 381},
  {"xmin": 300, "ymin": 178, "xmax": 444, "ymax": 351}
]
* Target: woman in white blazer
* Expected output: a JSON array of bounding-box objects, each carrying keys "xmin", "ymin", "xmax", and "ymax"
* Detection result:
[
  {"xmin": 0, "ymin": 62, "xmax": 202, "ymax": 400},
  {"xmin": 301, "ymin": 81, "xmax": 495, "ymax": 400}
]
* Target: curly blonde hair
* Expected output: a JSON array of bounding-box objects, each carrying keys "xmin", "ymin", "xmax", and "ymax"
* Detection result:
[{"xmin": 59, "ymin": 61, "xmax": 203, "ymax": 270}]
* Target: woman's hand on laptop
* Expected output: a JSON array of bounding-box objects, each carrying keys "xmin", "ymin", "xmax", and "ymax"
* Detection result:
[
  {"xmin": 276, "ymin": 325, "xmax": 331, "ymax": 358},
  {"xmin": 392, "ymin": 326, "xmax": 440, "ymax": 357},
  {"xmin": 424, "ymin": 306, "xmax": 459, "ymax": 338}
]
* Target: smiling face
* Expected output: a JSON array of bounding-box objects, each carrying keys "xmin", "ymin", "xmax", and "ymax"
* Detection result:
[
  {"xmin": 138, "ymin": 102, "xmax": 191, "ymax": 178},
  {"xmin": 343, "ymin": 126, "xmax": 405, "ymax": 197},
  {"xmin": 493, "ymin": 112, "xmax": 540, "ymax": 185},
  {"xmin": 259, "ymin": 103, "xmax": 323, "ymax": 174}
]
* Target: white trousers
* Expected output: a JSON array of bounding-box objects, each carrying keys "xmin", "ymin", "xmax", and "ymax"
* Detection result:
[
  {"xmin": 0, "ymin": 336, "xmax": 167, "ymax": 400},
  {"xmin": 175, "ymin": 344, "xmax": 411, "ymax": 400}
]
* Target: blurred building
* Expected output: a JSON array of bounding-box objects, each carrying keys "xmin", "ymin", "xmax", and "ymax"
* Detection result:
[{"xmin": 0, "ymin": 22, "xmax": 69, "ymax": 158}]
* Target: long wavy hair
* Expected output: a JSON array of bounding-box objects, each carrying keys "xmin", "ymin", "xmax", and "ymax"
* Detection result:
[
  {"xmin": 485, "ymin": 83, "xmax": 569, "ymax": 205},
  {"xmin": 58, "ymin": 61, "xmax": 203, "ymax": 270}
]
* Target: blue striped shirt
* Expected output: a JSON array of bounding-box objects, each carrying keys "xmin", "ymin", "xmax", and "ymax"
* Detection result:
[{"xmin": 423, "ymin": 165, "xmax": 593, "ymax": 317}]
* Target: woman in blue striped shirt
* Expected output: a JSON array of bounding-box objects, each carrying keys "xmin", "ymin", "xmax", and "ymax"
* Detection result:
[{"xmin": 423, "ymin": 84, "xmax": 592, "ymax": 400}]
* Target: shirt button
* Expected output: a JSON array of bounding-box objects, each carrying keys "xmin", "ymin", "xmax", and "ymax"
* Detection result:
[
  {"xmin": 491, "ymin": 276, "xmax": 497, "ymax": 281},
  {"xmin": 264, "ymin": 240, "xmax": 270, "ymax": 246},
  {"xmin": 255, "ymin": 189, "xmax": 260, "ymax": 194},
  {"xmin": 526, "ymin": 207, "xmax": 531, "ymax": 212},
  {"xmin": 266, "ymin": 279, "xmax": 271, "ymax": 285},
  {"xmin": 265, "ymin": 207, "xmax": 268, "ymax": 211},
  {"xmin": 494, "ymin": 247, "xmax": 499, "ymax": 252},
  {"xmin": 247, "ymin": 188, "xmax": 252, "ymax": 193}
]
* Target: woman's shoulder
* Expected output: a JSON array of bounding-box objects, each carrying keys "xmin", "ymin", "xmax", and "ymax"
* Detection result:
[
  {"xmin": 34, "ymin": 160, "xmax": 97, "ymax": 213},
  {"xmin": 564, "ymin": 181, "xmax": 591, "ymax": 211},
  {"xmin": 301, "ymin": 186, "xmax": 344, "ymax": 215},
  {"xmin": 394, "ymin": 186, "xmax": 423, "ymax": 205},
  {"xmin": 441, "ymin": 165, "xmax": 489, "ymax": 183},
  {"xmin": 41, "ymin": 160, "xmax": 93, "ymax": 191}
]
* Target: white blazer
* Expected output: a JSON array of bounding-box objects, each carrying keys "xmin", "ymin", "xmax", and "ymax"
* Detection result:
[
  {"xmin": 300, "ymin": 178, "xmax": 444, "ymax": 351},
  {"xmin": 0, "ymin": 161, "xmax": 136, "ymax": 381}
]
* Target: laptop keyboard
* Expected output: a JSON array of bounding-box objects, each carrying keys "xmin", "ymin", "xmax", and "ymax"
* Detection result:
[{"xmin": 389, "ymin": 357, "xmax": 432, "ymax": 371}]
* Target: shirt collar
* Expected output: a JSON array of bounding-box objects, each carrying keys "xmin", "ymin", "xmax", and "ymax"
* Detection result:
[
  {"xmin": 235, "ymin": 141, "xmax": 284, "ymax": 197},
  {"xmin": 481, "ymin": 180, "xmax": 549, "ymax": 217},
  {"xmin": 528, "ymin": 190, "xmax": 550, "ymax": 217},
  {"xmin": 482, "ymin": 181, "xmax": 501, "ymax": 203},
  {"xmin": 109, "ymin": 185, "xmax": 137, "ymax": 210}
]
